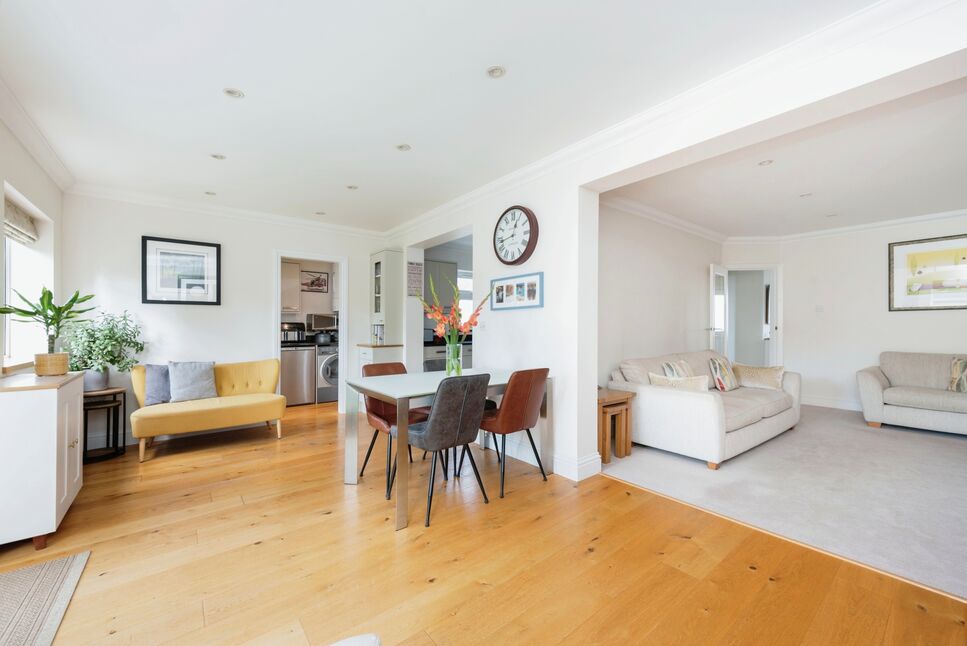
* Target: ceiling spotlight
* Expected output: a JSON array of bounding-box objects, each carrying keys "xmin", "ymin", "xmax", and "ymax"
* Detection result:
[
  {"xmin": 346, "ymin": 185, "xmax": 359, "ymax": 190},
  {"xmin": 825, "ymin": 213, "xmax": 838, "ymax": 218},
  {"xmin": 314, "ymin": 211, "xmax": 326, "ymax": 216},
  {"xmin": 223, "ymin": 88, "xmax": 245, "ymax": 98},
  {"xmin": 396, "ymin": 144, "xmax": 412, "ymax": 151},
  {"xmin": 486, "ymin": 66, "xmax": 506, "ymax": 79},
  {"xmin": 799, "ymin": 192, "xmax": 813, "ymax": 198},
  {"xmin": 204, "ymin": 191, "xmax": 216, "ymax": 196},
  {"xmin": 210, "ymin": 153, "xmax": 226, "ymax": 160},
  {"xmin": 757, "ymin": 159, "xmax": 774, "ymax": 166}
]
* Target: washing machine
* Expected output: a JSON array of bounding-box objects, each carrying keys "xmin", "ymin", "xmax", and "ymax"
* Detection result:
[{"xmin": 316, "ymin": 346, "xmax": 339, "ymax": 403}]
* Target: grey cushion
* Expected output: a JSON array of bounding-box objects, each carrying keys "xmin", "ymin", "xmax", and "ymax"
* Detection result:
[
  {"xmin": 167, "ymin": 361, "xmax": 217, "ymax": 402},
  {"xmin": 883, "ymin": 386, "xmax": 967, "ymax": 415},
  {"xmin": 720, "ymin": 387, "xmax": 794, "ymax": 432},
  {"xmin": 143, "ymin": 364, "xmax": 171, "ymax": 406},
  {"xmin": 880, "ymin": 352, "xmax": 965, "ymax": 391},
  {"xmin": 620, "ymin": 350, "xmax": 728, "ymax": 390}
]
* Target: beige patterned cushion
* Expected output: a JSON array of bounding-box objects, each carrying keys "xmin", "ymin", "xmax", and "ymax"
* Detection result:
[
  {"xmin": 661, "ymin": 360, "xmax": 694, "ymax": 379},
  {"xmin": 709, "ymin": 356, "xmax": 738, "ymax": 392},
  {"xmin": 648, "ymin": 372, "xmax": 709, "ymax": 392},
  {"xmin": 733, "ymin": 364, "xmax": 784, "ymax": 391},
  {"xmin": 950, "ymin": 358, "xmax": 967, "ymax": 393}
]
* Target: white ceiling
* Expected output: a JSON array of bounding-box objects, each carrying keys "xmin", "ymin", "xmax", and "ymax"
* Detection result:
[
  {"xmin": 606, "ymin": 78, "xmax": 967, "ymax": 237},
  {"xmin": 0, "ymin": 0, "xmax": 879, "ymax": 231}
]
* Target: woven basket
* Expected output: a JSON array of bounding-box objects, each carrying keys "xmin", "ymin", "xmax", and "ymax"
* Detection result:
[{"xmin": 35, "ymin": 353, "xmax": 69, "ymax": 376}]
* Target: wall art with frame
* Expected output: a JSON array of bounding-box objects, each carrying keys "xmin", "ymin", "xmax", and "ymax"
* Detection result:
[
  {"xmin": 889, "ymin": 233, "xmax": 967, "ymax": 311},
  {"xmin": 490, "ymin": 271, "xmax": 544, "ymax": 311},
  {"xmin": 142, "ymin": 236, "xmax": 221, "ymax": 305}
]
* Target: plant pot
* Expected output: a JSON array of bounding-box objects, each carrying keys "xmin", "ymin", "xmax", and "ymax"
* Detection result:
[
  {"xmin": 34, "ymin": 353, "xmax": 69, "ymax": 376},
  {"xmin": 83, "ymin": 368, "xmax": 109, "ymax": 391}
]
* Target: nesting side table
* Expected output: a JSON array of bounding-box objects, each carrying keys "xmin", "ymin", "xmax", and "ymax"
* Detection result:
[
  {"xmin": 597, "ymin": 389, "xmax": 636, "ymax": 464},
  {"xmin": 83, "ymin": 386, "xmax": 127, "ymax": 463}
]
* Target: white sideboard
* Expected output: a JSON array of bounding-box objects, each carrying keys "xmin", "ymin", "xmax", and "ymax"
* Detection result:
[{"xmin": 0, "ymin": 371, "xmax": 84, "ymax": 549}]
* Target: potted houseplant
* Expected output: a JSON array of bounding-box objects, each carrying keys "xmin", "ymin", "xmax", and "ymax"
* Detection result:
[
  {"xmin": 0, "ymin": 287, "xmax": 95, "ymax": 376},
  {"xmin": 421, "ymin": 276, "xmax": 490, "ymax": 376},
  {"xmin": 65, "ymin": 312, "xmax": 145, "ymax": 391}
]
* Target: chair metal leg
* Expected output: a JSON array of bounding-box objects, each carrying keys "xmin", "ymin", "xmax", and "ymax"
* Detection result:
[
  {"xmin": 425, "ymin": 452, "xmax": 438, "ymax": 527},
  {"xmin": 422, "ymin": 450, "xmax": 427, "ymax": 460},
  {"xmin": 457, "ymin": 446, "xmax": 467, "ymax": 475},
  {"xmin": 360, "ymin": 430, "xmax": 378, "ymax": 477},
  {"xmin": 409, "ymin": 445, "xmax": 414, "ymax": 463},
  {"xmin": 452, "ymin": 446, "xmax": 460, "ymax": 476},
  {"xmin": 389, "ymin": 457, "xmax": 397, "ymax": 493},
  {"xmin": 385, "ymin": 435, "xmax": 393, "ymax": 500},
  {"xmin": 500, "ymin": 434, "xmax": 507, "ymax": 498},
  {"xmin": 492, "ymin": 432, "xmax": 502, "ymax": 463},
  {"xmin": 464, "ymin": 445, "xmax": 489, "ymax": 504},
  {"xmin": 441, "ymin": 448, "xmax": 449, "ymax": 481},
  {"xmin": 525, "ymin": 428, "xmax": 548, "ymax": 481}
]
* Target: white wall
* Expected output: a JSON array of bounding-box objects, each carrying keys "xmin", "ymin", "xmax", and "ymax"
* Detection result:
[
  {"xmin": 597, "ymin": 204, "xmax": 721, "ymax": 385},
  {"xmin": 724, "ymin": 212, "xmax": 967, "ymax": 409},
  {"xmin": 61, "ymin": 192, "xmax": 382, "ymax": 443}
]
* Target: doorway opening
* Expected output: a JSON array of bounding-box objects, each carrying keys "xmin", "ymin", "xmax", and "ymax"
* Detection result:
[
  {"xmin": 421, "ymin": 234, "xmax": 473, "ymax": 371},
  {"xmin": 727, "ymin": 268, "xmax": 778, "ymax": 366}
]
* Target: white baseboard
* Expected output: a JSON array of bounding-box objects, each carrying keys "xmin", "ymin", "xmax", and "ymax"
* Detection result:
[
  {"xmin": 802, "ymin": 395, "xmax": 862, "ymax": 412},
  {"xmin": 553, "ymin": 452, "xmax": 602, "ymax": 482}
]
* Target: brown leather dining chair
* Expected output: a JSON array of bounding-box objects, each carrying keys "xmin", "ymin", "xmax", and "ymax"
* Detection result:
[
  {"xmin": 477, "ymin": 368, "xmax": 549, "ymax": 498},
  {"xmin": 359, "ymin": 362, "xmax": 430, "ymax": 499}
]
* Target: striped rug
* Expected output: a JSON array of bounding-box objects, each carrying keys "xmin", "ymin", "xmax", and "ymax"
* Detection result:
[{"xmin": 0, "ymin": 551, "xmax": 89, "ymax": 646}]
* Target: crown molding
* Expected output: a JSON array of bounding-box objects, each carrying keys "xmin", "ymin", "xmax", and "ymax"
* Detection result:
[
  {"xmin": 67, "ymin": 184, "xmax": 387, "ymax": 241},
  {"xmin": 758, "ymin": 207, "xmax": 967, "ymax": 243},
  {"xmin": 0, "ymin": 74, "xmax": 74, "ymax": 190},
  {"xmin": 601, "ymin": 196, "xmax": 727, "ymax": 243},
  {"xmin": 386, "ymin": 0, "xmax": 961, "ymax": 241}
]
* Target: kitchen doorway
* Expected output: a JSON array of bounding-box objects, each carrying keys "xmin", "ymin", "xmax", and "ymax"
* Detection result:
[{"xmin": 421, "ymin": 234, "xmax": 473, "ymax": 371}]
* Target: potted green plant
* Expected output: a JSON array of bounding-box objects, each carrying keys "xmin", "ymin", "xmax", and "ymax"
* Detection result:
[
  {"xmin": 65, "ymin": 312, "xmax": 145, "ymax": 391},
  {"xmin": 0, "ymin": 287, "xmax": 95, "ymax": 376}
]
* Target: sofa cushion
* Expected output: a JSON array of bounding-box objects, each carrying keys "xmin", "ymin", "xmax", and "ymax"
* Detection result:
[
  {"xmin": 130, "ymin": 393, "xmax": 286, "ymax": 438},
  {"xmin": 144, "ymin": 364, "xmax": 171, "ymax": 406},
  {"xmin": 880, "ymin": 352, "xmax": 964, "ymax": 391},
  {"xmin": 950, "ymin": 358, "xmax": 967, "ymax": 393},
  {"xmin": 733, "ymin": 364, "xmax": 784, "ymax": 391},
  {"xmin": 720, "ymin": 387, "xmax": 794, "ymax": 432},
  {"xmin": 883, "ymin": 386, "xmax": 967, "ymax": 415},
  {"xmin": 710, "ymin": 356, "xmax": 739, "ymax": 392},
  {"xmin": 677, "ymin": 350, "xmax": 726, "ymax": 390},
  {"xmin": 661, "ymin": 360, "xmax": 694, "ymax": 378},
  {"xmin": 168, "ymin": 361, "xmax": 218, "ymax": 402},
  {"xmin": 620, "ymin": 355, "xmax": 676, "ymax": 385},
  {"xmin": 648, "ymin": 372, "xmax": 709, "ymax": 391}
]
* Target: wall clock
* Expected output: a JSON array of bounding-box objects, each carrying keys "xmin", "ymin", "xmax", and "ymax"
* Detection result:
[{"xmin": 493, "ymin": 205, "xmax": 538, "ymax": 265}]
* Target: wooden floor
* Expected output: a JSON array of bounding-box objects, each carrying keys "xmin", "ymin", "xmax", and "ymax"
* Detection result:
[{"xmin": 1, "ymin": 405, "xmax": 964, "ymax": 645}]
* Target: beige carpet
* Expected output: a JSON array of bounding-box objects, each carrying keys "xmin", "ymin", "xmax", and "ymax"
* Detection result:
[
  {"xmin": 0, "ymin": 551, "xmax": 89, "ymax": 646},
  {"xmin": 602, "ymin": 405, "xmax": 967, "ymax": 600}
]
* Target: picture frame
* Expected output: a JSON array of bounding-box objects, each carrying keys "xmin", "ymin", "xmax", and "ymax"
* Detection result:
[
  {"xmin": 301, "ymin": 270, "xmax": 329, "ymax": 293},
  {"xmin": 142, "ymin": 236, "xmax": 221, "ymax": 305},
  {"xmin": 491, "ymin": 271, "xmax": 544, "ymax": 311},
  {"xmin": 889, "ymin": 233, "xmax": 967, "ymax": 311}
]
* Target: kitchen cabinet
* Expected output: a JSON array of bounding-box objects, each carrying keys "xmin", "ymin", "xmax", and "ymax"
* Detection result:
[
  {"xmin": 331, "ymin": 265, "xmax": 340, "ymax": 312},
  {"xmin": 281, "ymin": 261, "xmax": 301, "ymax": 313},
  {"xmin": 423, "ymin": 260, "xmax": 458, "ymax": 304},
  {"xmin": 370, "ymin": 250, "xmax": 403, "ymax": 343},
  {"xmin": 423, "ymin": 344, "xmax": 472, "ymax": 370},
  {"xmin": 358, "ymin": 344, "xmax": 405, "ymax": 374},
  {"xmin": 0, "ymin": 371, "xmax": 84, "ymax": 549}
]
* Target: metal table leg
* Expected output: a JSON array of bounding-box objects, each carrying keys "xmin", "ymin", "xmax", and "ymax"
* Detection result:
[
  {"xmin": 395, "ymin": 397, "xmax": 410, "ymax": 530},
  {"xmin": 344, "ymin": 382, "xmax": 359, "ymax": 484}
]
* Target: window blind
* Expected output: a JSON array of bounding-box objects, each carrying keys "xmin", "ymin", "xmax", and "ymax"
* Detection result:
[{"xmin": 3, "ymin": 199, "xmax": 39, "ymax": 245}]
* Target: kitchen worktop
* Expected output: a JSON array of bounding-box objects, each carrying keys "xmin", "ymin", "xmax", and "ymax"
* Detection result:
[
  {"xmin": 424, "ymin": 339, "xmax": 473, "ymax": 347},
  {"xmin": 357, "ymin": 343, "xmax": 404, "ymax": 348}
]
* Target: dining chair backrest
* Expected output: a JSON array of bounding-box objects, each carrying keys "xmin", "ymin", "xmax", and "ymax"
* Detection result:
[
  {"xmin": 489, "ymin": 368, "xmax": 549, "ymax": 435},
  {"xmin": 361, "ymin": 362, "xmax": 407, "ymax": 420},
  {"xmin": 420, "ymin": 374, "xmax": 491, "ymax": 452}
]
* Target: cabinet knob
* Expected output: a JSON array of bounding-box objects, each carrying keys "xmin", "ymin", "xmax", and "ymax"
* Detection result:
[{"xmin": 68, "ymin": 439, "xmax": 79, "ymax": 449}]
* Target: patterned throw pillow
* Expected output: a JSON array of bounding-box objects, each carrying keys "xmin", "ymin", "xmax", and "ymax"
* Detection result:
[
  {"xmin": 648, "ymin": 373, "xmax": 709, "ymax": 392},
  {"xmin": 733, "ymin": 364, "xmax": 784, "ymax": 391},
  {"xmin": 709, "ymin": 356, "xmax": 738, "ymax": 392},
  {"xmin": 661, "ymin": 360, "xmax": 694, "ymax": 379},
  {"xmin": 950, "ymin": 357, "xmax": 967, "ymax": 393}
]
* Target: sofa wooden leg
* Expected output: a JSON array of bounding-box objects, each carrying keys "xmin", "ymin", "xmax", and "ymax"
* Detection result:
[
  {"xmin": 707, "ymin": 462, "xmax": 719, "ymax": 470},
  {"xmin": 266, "ymin": 421, "xmax": 272, "ymax": 430},
  {"xmin": 276, "ymin": 419, "xmax": 283, "ymax": 439},
  {"xmin": 139, "ymin": 438, "xmax": 146, "ymax": 462},
  {"xmin": 32, "ymin": 534, "xmax": 48, "ymax": 550},
  {"xmin": 867, "ymin": 422, "xmax": 882, "ymax": 429},
  {"xmin": 146, "ymin": 437, "xmax": 154, "ymax": 448}
]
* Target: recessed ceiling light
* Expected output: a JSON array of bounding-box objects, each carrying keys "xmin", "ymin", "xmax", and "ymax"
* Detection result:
[
  {"xmin": 210, "ymin": 153, "xmax": 226, "ymax": 160},
  {"xmin": 799, "ymin": 192, "xmax": 813, "ymax": 198},
  {"xmin": 396, "ymin": 144, "xmax": 412, "ymax": 151},
  {"xmin": 346, "ymin": 185, "xmax": 359, "ymax": 190},
  {"xmin": 314, "ymin": 211, "xmax": 326, "ymax": 216},
  {"xmin": 223, "ymin": 88, "xmax": 245, "ymax": 98},
  {"xmin": 757, "ymin": 159, "xmax": 774, "ymax": 166},
  {"xmin": 486, "ymin": 66, "xmax": 506, "ymax": 79},
  {"xmin": 204, "ymin": 191, "xmax": 216, "ymax": 196},
  {"xmin": 825, "ymin": 213, "xmax": 838, "ymax": 218}
]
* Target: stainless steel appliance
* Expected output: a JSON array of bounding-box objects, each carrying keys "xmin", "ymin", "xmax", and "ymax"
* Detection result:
[
  {"xmin": 316, "ymin": 346, "xmax": 338, "ymax": 403},
  {"xmin": 280, "ymin": 321, "xmax": 306, "ymax": 343},
  {"xmin": 281, "ymin": 323, "xmax": 315, "ymax": 406},
  {"xmin": 307, "ymin": 313, "xmax": 338, "ymax": 331}
]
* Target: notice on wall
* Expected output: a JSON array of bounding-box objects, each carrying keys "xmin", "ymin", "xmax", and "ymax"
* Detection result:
[{"xmin": 407, "ymin": 262, "xmax": 424, "ymax": 297}]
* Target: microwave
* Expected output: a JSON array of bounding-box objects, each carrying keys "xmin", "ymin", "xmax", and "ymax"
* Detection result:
[{"xmin": 307, "ymin": 313, "xmax": 338, "ymax": 331}]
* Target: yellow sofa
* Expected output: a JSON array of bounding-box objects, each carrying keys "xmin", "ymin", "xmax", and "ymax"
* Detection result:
[{"xmin": 130, "ymin": 359, "xmax": 287, "ymax": 462}]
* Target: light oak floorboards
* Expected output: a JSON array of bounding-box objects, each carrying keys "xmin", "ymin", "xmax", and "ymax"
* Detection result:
[{"xmin": 1, "ymin": 404, "xmax": 963, "ymax": 645}]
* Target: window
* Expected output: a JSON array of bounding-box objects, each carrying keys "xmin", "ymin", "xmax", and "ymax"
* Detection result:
[
  {"xmin": 457, "ymin": 269, "xmax": 474, "ymax": 324},
  {"xmin": 3, "ymin": 236, "xmax": 48, "ymax": 364}
]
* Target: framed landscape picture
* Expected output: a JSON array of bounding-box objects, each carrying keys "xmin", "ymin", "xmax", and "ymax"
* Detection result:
[
  {"xmin": 301, "ymin": 271, "xmax": 328, "ymax": 293},
  {"xmin": 491, "ymin": 271, "xmax": 543, "ymax": 311},
  {"xmin": 889, "ymin": 233, "xmax": 967, "ymax": 311},
  {"xmin": 142, "ymin": 236, "xmax": 221, "ymax": 305}
]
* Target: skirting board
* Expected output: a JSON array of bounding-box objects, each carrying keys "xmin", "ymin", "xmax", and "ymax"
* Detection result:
[
  {"xmin": 554, "ymin": 452, "xmax": 602, "ymax": 482},
  {"xmin": 802, "ymin": 395, "xmax": 862, "ymax": 412}
]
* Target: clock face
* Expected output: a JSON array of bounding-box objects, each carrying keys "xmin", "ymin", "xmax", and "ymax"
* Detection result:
[{"xmin": 494, "ymin": 206, "xmax": 538, "ymax": 265}]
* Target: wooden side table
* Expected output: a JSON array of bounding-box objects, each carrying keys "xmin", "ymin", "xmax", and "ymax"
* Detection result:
[
  {"xmin": 83, "ymin": 386, "xmax": 127, "ymax": 463},
  {"xmin": 597, "ymin": 389, "xmax": 636, "ymax": 464}
]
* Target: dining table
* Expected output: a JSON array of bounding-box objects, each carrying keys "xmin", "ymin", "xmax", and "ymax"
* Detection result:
[{"xmin": 344, "ymin": 368, "xmax": 530, "ymax": 530}]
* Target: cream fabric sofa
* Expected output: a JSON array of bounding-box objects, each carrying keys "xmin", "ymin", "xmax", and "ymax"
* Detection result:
[
  {"xmin": 608, "ymin": 350, "xmax": 800, "ymax": 469},
  {"xmin": 857, "ymin": 352, "xmax": 967, "ymax": 435}
]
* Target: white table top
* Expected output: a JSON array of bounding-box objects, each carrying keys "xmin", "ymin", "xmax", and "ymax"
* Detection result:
[{"xmin": 347, "ymin": 368, "xmax": 514, "ymax": 400}]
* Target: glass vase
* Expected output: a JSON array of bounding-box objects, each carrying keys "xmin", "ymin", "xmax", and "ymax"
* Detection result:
[{"xmin": 445, "ymin": 342, "xmax": 463, "ymax": 376}]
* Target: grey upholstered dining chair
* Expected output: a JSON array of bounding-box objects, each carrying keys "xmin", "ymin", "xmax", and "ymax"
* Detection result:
[{"xmin": 390, "ymin": 373, "xmax": 491, "ymax": 526}]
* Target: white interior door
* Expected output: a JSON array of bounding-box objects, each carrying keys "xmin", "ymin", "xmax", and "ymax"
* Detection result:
[{"xmin": 709, "ymin": 264, "xmax": 729, "ymax": 355}]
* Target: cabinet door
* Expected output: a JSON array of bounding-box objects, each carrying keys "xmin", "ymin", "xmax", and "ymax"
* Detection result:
[
  {"xmin": 56, "ymin": 378, "xmax": 83, "ymax": 525},
  {"xmin": 331, "ymin": 267, "xmax": 340, "ymax": 311},
  {"xmin": 281, "ymin": 262, "xmax": 301, "ymax": 312}
]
